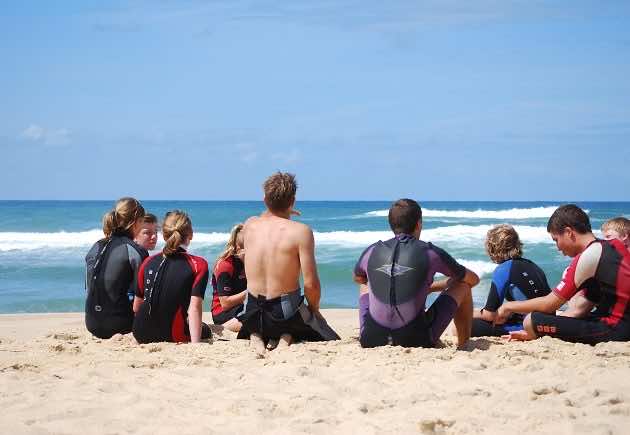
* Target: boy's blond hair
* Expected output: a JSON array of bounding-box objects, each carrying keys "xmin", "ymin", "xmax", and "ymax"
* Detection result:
[
  {"xmin": 601, "ymin": 217, "xmax": 630, "ymax": 237},
  {"xmin": 485, "ymin": 224, "xmax": 523, "ymax": 264}
]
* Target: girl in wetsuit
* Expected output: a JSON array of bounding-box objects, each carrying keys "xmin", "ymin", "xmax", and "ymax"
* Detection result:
[
  {"xmin": 210, "ymin": 224, "xmax": 246, "ymax": 332},
  {"xmin": 132, "ymin": 210, "xmax": 211, "ymax": 343},
  {"xmin": 85, "ymin": 197, "xmax": 148, "ymax": 339},
  {"xmin": 471, "ymin": 224, "xmax": 551, "ymax": 337}
]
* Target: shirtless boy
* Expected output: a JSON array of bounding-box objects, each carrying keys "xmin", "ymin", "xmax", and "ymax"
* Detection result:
[{"xmin": 237, "ymin": 172, "xmax": 340, "ymax": 352}]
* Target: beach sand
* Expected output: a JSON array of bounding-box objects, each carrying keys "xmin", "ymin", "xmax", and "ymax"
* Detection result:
[{"xmin": 1, "ymin": 311, "xmax": 630, "ymax": 434}]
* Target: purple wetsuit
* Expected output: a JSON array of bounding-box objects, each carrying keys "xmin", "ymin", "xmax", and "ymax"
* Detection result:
[{"xmin": 355, "ymin": 234, "xmax": 465, "ymax": 347}]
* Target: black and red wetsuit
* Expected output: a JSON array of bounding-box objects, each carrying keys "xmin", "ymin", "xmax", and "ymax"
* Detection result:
[
  {"xmin": 531, "ymin": 238, "xmax": 630, "ymax": 344},
  {"xmin": 211, "ymin": 255, "xmax": 247, "ymax": 324},
  {"xmin": 133, "ymin": 247, "xmax": 211, "ymax": 343}
]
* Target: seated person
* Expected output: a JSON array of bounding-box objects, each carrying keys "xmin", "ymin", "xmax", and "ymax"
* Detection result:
[
  {"xmin": 471, "ymin": 224, "xmax": 550, "ymax": 337},
  {"xmin": 85, "ymin": 197, "xmax": 148, "ymax": 339},
  {"xmin": 601, "ymin": 216, "xmax": 630, "ymax": 252},
  {"xmin": 133, "ymin": 213, "xmax": 159, "ymax": 251},
  {"xmin": 211, "ymin": 223, "xmax": 247, "ymax": 332},
  {"xmin": 354, "ymin": 198, "xmax": 479, "ymax": 348},
  {"xmin": 132, "ymin": 210, "xmax": 211, "ymax": 344},
  {"xmin": 561, "ymin": 215, "xmax": 630, "ymax": 318},
  {"xmin": 237, "ymin": 172, "xmax": 340, "ymax": 353},
  {"xmin": 496, "ymin": 205, "xmax": 630, "ymax": 344}
]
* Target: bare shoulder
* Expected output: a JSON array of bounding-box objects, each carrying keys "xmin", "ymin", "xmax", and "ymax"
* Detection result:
[{"xmin": 290, "ymin": 221, "xmax": 314, "ymax": 243}]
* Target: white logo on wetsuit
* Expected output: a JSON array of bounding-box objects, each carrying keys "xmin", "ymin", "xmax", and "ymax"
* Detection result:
[{"xmin": 375, "ymin": 263, "xmax": 414, "ymax": 277}]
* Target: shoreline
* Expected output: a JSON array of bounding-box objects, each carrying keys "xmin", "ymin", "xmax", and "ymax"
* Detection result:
[{"xmin": 2, "ymin": 310, "xmax": 630, "ymax": 434}]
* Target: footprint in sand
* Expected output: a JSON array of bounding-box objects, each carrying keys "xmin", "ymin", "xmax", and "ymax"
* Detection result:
[{"xmin": 418, "ymin": 418, "xmax": 455, "ymax": 434}]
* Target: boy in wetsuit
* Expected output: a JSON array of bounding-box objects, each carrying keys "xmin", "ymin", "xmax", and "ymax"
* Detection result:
[
  {"xmin": 353, "ymin": 199, "xmax": 479, "ymax": 348},
  {"xmin": 496, "ymin": 205, "xmax": 630, "ymax": 344},
  {"xmin": 561, "ymin": 216, "xmax": 630, "ymax": 318},
  {"xmin": 471, "ymin": 224, "xmax": 550, "ymax": 336},
  {"xmin": 133, "ymin": 213, "xmax": 158, "ymax": 251},
  {"xmin": 601, "ymin": 217, "xmax": 630, "ymax": 252}
]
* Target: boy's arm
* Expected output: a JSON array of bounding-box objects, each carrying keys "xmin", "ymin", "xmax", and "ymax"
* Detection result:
[
  {"xmin": 299, "ymin": 226, "xmax": 321, "ymax": 313},
  {"xmin": 495, "ymin": 292, "xmax": 565, "ymax": 324}
]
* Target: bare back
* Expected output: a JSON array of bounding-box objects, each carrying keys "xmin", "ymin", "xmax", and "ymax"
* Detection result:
[{"xmin": 243, "ymin": 214, "xmax": 321, "ymax": 307}]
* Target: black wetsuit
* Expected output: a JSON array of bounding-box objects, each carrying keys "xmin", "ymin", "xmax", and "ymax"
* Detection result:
[
  {"xmin": 471, "ymin": 257, "xmax": 550, "ymax": 337},
  {"xmin": 211, "ymin": 256, "xmax": 246, "ymax": 324},
  {"xmin": 133, "ymin": 248, "xmax": 211, "ymax": 344},
  {"xmin": 85, "ymin": 235, "xmax": 148, "ymax": 339}
]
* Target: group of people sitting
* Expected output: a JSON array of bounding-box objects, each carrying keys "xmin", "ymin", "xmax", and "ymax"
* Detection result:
[{"xmin": 84, "ymin": 171, "xmax": 630, "ymax": 351}]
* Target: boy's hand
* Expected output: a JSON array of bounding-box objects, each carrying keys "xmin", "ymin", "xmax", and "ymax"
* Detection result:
[{"xmin": 494, "ymin": 305, "xmax": 511, "ymax": 325}]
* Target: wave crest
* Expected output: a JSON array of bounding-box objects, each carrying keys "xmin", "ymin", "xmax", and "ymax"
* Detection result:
[{"xmin": 363, "ymin": 206, "xmax": 567, "ymax": 220}]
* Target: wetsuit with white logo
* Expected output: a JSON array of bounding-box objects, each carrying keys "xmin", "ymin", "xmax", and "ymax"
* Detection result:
[
  {"xmin": 133, "ymin": 247, "xmax": 211, "ymax": 343},
  {"xmin": 354, "ymin": 233, "xmax": 466, "ymax": 348},
  {"xmin": 531, "ymin": 239, "xmax": 630, "ymax": 344},
  {"xmin": 471, "ymin": 257, "xmax": 550, "ymax": 336},
  {"xmin": 85, "ymin": 235, "xmax": 148, "ymax": 339}
]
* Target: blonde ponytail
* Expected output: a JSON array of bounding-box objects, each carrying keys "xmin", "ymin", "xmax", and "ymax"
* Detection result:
[
  {"xmin": 102, "ymin": 197, "xmax": 145, "ymax": 238},
  {"xmin": 162, "ymin": 210, "xmax": 193, "ymax": 256},
  {"xmin": 214, "ymin": 223, "xmax": 244, "ymax": 270}
]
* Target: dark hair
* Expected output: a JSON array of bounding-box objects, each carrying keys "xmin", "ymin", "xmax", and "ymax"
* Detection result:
[
  {"xmin": 141, "ymin": 213, "xmax": 158, "ymax": 224},
  {"xmin": 263, "ymin": 172, "xmax": 297, "ymax": 212},
  {"xmin": 547, "ymin": 204, "xmax": 592, "ymax": 234},
  {"xmin": 388, "ymin": 199, "xmax": 422, "ymax": 235}
]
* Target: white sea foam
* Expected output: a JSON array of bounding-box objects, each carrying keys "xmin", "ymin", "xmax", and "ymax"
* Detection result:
[
  {"xmin": 0, "ymin": 225, "xmax": 555, "ymax": 252},
  {"xmin": 363, "ymin": 206, "xmax": 566, "ymax": 220},
  {"xmin": 455, "ymin": 259, "xmax": 496, "ymax": 277}
]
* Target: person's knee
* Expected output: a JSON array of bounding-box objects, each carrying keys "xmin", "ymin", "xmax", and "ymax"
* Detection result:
[{"xmin": 444, "ymin": 281, "xmax": 472, "ymax": 306}]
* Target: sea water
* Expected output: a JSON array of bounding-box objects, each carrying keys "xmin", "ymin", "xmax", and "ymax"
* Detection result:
[{"xmin": 1, "ymin": 201, "xmax": 628, "ymax": 313}]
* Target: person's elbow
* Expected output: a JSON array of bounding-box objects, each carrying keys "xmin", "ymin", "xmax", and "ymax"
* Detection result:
[{"xmin": 462, "ymin": 269, "xmax": 480, "ymax": 288}]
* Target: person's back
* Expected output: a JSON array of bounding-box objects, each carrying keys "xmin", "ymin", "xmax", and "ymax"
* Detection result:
[
  {"xmin": 237, "ymin": 172, "xmax": 339, "ymax": 351},
  {"xmin": 243, "ymin": 214, "xmax": 307, "ymax": 299},
  {"xmin": 354, "ymin": 199, "xmax": 479, "ymax": 348},
  {"xmin": 85, "ymin": 198, "xmax": 148, "ymax": 339},
  {"xmin": 471, "ymin": 225, "xmax": 551, "ymax": 337},
  {"xmin": 133, "ymin": 210, "xmax": 211, "ymax": 344}
]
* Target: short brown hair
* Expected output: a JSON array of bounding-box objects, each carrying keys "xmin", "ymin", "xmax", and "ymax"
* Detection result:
[
  {"xmin": 388, "ymin": 199, "xmax": 422, "ymax": 235},
  {"xmin": 485, "ymin": 224, "xmax": 523, "ymax": 263},
  {"xmin": 602, "ymin": 217, "xmax": 630, "ymax": 237},
  {"xmin": 547, "ymin": 204, "xmax": 591, "ymax": 234},
  {"xmin": 141, "ymin": 213, "xmax": 157, "ymax": 224},
  {"xmin": 263, "ymin": 172, "xmax": 297, "ymax": 212}
]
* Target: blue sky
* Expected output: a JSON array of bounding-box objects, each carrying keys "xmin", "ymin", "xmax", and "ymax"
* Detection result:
[{"xmin": 1, "ymin": 1, "xmax": 629, "ymax": 201}]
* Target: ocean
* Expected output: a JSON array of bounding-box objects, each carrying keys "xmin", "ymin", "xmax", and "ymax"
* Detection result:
[{"xmin": 1, "ymin": 201, "xmax": 628, "ymax": 314}]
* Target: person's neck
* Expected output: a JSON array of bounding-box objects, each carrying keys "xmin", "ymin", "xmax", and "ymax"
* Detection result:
[
  {"xmin": 576, "ymin": 232, "xmax": 597, "ymax": 252},
  {"xmin": 264, "ymin": 209, "xmax": 291, "ymax": 219}
]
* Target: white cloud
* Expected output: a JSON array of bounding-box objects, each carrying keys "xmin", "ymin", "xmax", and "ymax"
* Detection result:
[
  {"xmin": 272, "ymin": 148, "xmax": 300, "ymax": 164},
  {"xmin": 20, "ymin": 124, "xmax": 71, "ymax": 146}
]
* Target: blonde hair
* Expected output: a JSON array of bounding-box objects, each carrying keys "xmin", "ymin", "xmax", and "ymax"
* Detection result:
[
  {"xmin": 601, "ymin": 217, "xmax": 630, "ymax": 237},
  {"xmin": 214, "ymin": 224, "xmax": 244, "ymax": 270},
  {"xmin": 485, "ymin": 224, "xmax": 523, "ymax": 263},
  {"xmin": 162, "ymin": 210, "xmax": 193, "ymax": 256},
  {"xmin": 102, "ymin": 197, "xmax": 145, "ymax": 238}
]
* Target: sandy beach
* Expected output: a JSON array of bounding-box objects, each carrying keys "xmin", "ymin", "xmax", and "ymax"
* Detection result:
[{"xmin": 1, "ymin": 310, "xmax": 630, "ymax": 434}]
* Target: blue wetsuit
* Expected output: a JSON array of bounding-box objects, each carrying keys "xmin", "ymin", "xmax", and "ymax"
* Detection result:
[{"xmin": 472, "ymin": 257, "xmax": 550, "ymax": 336}]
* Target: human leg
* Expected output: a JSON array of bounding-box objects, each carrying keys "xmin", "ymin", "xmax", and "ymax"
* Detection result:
[{"xmin": 442, "ymin": 281, "xmax": 473, "ymax": 347}]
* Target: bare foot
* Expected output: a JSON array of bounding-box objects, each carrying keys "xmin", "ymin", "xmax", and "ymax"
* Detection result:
[
  {"xmin": 266, "ymin": 338, "xmax": 279, "ymax": 350},
  {"xmin": 277, "ymin": 333, "xmax": 293, "ymax": 349},
  {"xmin": 250, "ymin": 333, "xmax": 266, "ymax": 356}
]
